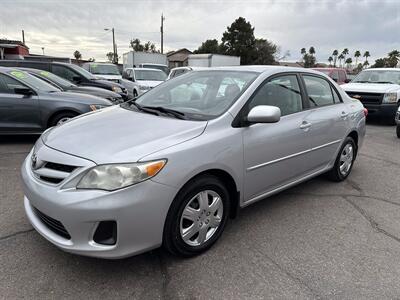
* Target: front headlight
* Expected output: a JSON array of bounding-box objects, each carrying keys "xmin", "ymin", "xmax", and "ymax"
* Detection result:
[
  {"xmin": 90, "ymin": 104, "xmax": 109, "ymax": 111},
  {"xmin": 76, "ymin": 160, "xmax": 166, "ymax": 191},
  {"xmin": 139, "ymin": 85, "xmax": 151, "ymax": 91},
  {"xmin": 383, "ymin": 92, "xmax": 398, "ymax": 103},
  {"xmin": 112, "ymin": 86, "xmax": 123, "ymax": 93}
]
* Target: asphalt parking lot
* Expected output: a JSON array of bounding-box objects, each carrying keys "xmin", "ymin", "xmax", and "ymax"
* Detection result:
[{"xmin": 1, "ymin": 123, "xmax": 399, "ymax": 299}]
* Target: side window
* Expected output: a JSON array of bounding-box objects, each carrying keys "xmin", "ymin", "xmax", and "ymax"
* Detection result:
[
  {"xmin": 303, "ymin": 75, "xmax": 335, "ymax": 107},
  {"xmin": 0, "ymin": 74, "xmax": 26, "ymax": 94},
  {"xmin": 331, "ymin": 86, "xmax": 342, "ymax": 103},
  {"xmin": 338, "ymin": 71, "xmax": 346, "ymax": 82},
  {"xmin": 248, "ymin": 74, "xmax": 303, "ymax": 116},
  {"xmin": 331, "ymin": 70, "xmax": 339, "ymax": 82},
  {"xmin": 52, "ymin": 65, "xmax": 79, "ymax": 82}
]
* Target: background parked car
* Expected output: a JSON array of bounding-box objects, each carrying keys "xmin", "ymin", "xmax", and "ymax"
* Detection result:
[
  {"xmin": 138, "ymin": 63, "xmax": 169, "ymax": 75},
  {"xmin": 0, "ymin": 67, "xmax": 112, "ymax": 134},
  {"xmin": 82, "ymin": 62, "xmax": 122, "ymax": 82},
  {"xmin": 167, "ymin": 66, "xmax": 206, "ymax": 80},
  {"xmin": 312, "ymin": 68, "xmax": 350, "ymax": 84},
  {"xmin": 122, "ymin": 67, "xmax": 167, "ymax": 94},
  {"xmin": 0, "ymin": 60, "xmax": 129, "ymax": 100},
  {"xmin": 20, "ymin": 68, "xmax": 124, "ymax": 104},
  {"xmin": 342, "ymin": 68, "xmax": 400, "ymax": 124}
]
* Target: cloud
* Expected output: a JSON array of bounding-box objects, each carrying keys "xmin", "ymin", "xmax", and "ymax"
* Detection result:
[{"xmin": 1, "ymin": 0, "xmax": 399, "ymax": 63}]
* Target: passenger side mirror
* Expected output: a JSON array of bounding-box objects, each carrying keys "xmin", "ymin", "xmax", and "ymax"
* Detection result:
[
  {"xmin": 344, "ymin": 78, "xmax": 351, "ymax": 83},
  {"xmin": 247, "ymin": 105, "xmax": 281, "ymax": 124},
  {"xmin": 14, "ymin": 87, "xmax": 33, "ymax": 96}
]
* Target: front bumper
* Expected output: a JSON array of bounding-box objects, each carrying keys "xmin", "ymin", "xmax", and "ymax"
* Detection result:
[
  {"xmin": 21, "ymin": 146, "xmax": 178, "ymax": 259},
  {"xmin": 363, "ymin": 103, "xmax": 398, "ymax": 120}
]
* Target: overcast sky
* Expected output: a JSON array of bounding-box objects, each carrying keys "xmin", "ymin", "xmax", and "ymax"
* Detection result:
[{"xmin": 1, "ymin": 0, "xmax": 399, "ymax": 63}]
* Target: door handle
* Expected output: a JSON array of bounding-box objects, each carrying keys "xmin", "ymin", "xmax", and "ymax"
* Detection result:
[
  {"xmin": 299, "ymin": 121, "xmax": 312, "ymax": 130},
  {"xmin": 341, "ymin": 111, "xmax": 349, "ymax": 118}
]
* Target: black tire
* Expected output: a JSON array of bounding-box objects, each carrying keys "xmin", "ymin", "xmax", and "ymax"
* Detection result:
[
  {"xmin": 327, "ymin": 137, "xmax": 357, "ymax": 182},
  {"xmin": 163, "ymin": 175, "xmax": 230, "ymax": 257},
  {"xmin": 49, "ymin": 112, "xmax": 78, "ymax": 127},
  {"xmin": 397, "ymin": 125, "xmax": 400, "ymax": 138}
]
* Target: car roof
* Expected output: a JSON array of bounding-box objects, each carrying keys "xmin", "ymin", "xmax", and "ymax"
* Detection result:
[
  {"xmin": 362, "ymin": 68, "xmax": 400, "ymax": 72},
  {"xmin": 0, "ymin": 66, "xmax": 28, "ymax": 73},
  {"xmin": 140, "ymin": 63, "xmax": 167, "ymax": 66},
  {"xmin": 191, "ymin": 65, "xmax": 325, "ymax": 75},
  {"xmin": 133, "ymin": 67, "xmax": 164, "ymax": 72}
]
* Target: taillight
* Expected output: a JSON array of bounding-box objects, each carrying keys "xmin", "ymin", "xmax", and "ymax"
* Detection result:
[{"xmin": 363, "ymin": 108, "xmax": 368, "ymax": 117}]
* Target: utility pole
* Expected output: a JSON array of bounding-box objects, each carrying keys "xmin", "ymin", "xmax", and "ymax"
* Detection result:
[
  {"xmin": 160, "ymin": 13, "xmax": 165, "ymax": 54},
  {"xmin": 112, "ymin": 28, "xmax": 118, "ymax": 64},
  {"xmin": 21, "ymin": 30, "xmax": 25, "ymax": 44}
]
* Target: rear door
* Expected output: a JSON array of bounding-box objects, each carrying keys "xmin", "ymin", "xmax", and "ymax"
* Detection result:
[
  {"xmin": 0, "ymin": 73, "xmax": 41, "ymax": 133},
  {"xmin": 300, "ymin": 74, "xmax": 349, "ymax": 172}
]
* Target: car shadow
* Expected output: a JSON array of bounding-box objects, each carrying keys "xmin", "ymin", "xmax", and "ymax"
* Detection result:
[{"xmin": 0, "ymin": 135, "xmax": 39, "ymax": 144}]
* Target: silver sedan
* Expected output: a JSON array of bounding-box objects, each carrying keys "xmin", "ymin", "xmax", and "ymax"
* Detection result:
[{"xmin": 21, "ymin": 66, "xmax": 366, "ymax": 258}]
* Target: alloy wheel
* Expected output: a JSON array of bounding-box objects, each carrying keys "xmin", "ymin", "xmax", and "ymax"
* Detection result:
[{"xmin": 339, "ymin": 143, "xmax": 354, "ymax": 176}]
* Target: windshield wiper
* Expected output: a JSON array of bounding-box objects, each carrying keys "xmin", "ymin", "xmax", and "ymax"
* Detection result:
[
  {"xmin": 370, "ymin": 81, "xmax": 394, "ymax": 84},
  {"xmin": 142, "ymin": 106, "xmax": 187, "ymax": 120},
  {"xmin": 353, "ymin": 80, "xmax": 369, "ymax": 83}
]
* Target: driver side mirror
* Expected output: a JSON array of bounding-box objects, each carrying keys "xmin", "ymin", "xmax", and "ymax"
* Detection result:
[
  {"xmin": 72, "ymin": 75, "xmax": 82, "ymax": 84},
  {"xmin": 14, "ymin": 87, "xmax": 33, "ymax": 96},
  {"xmin": 247, "ymin": 105, "xmax": 281, "ymax": 124}
]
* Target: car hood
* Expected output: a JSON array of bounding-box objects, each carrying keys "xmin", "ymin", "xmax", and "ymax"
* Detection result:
[
  {"xmin": 42, "ymin": 106, "xmax": 207, "ymax": 164},
  {"xmin": 138, "ymin": 80, "xmax": 164, "ymax": 88},
  {"xmin": 95, "ymin": 74, "xmax": 122, "ymax": 81},
  {"xmin": 40, "ymin": 91, "xmax": 112, "ymax": 105},
  {"xmin": 68, "ymin": 86, "xmax": 121, "ymax": 99},
  {"xmin": 341, "ymin": 83, "xmax": 400, "ymax": 93}
]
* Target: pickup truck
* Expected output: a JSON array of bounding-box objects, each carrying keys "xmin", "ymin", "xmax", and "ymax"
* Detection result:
[
  {"xmin": 312, "ymin": 68, "xmax": 350, "ymax": 85},
  {"xmin": 341, "ymin": 68, "xmax": 400, "ymax": 124}
]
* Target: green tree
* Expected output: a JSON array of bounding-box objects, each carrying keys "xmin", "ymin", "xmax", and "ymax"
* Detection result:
[
  {"xmin": 328, "ymin": 56, "xmax": 333, "ymax": 66},
  {"xmin": 342, "ymin": 48, "xmax": 349, "ymax": 62},
  {"xmin": 106, "ymin": 52, "xmax": 117, "ymax": 62},
  {"xmin": 345, "ymin": 57, "xmax": 352, "ymax": 69},
  {"xmin": 194, "ymin": 39, "xmax": 221, "ymax": 54},
  {"xmin": 252, "ymin": 38, "xmax": 278, "ymax": 65},
  {"xmin": 130, "ymin": 38, "xmax": 143, "ymax": 51},
  {"xmin": 363, "ymin": 51, "xmax": 370, "ymax": 64},
  {"xmin": 221, "ymin": 17, "xmax": 256, "ymax": 65},
  {"xmin": 309, "ymin": 46, "xmax": 316, "ymax": 57},
  {"xmin": 372, "ymin": 58, "xmax": 387, "ymax": 68},
  {"xmin": 386, "ymin": 50, "xmax": 400, "ymax": 67},
  {"xmin": 73, "ymin": 50, "xmax": 82, "ymax": 61},
  {"xmin": 332, "ymin": 49, "xmax": 339, "ymax": 67},
  {"xmin": 303, "ymin": 53, "xmax": 316, "ymax": 68},
  {"xmin": 363, "ymin": 60, "xmax": 370, "ymax": 69},
  {"xmin": 354, "ymin": 50, "xmax": 361, "ymax": 65}
]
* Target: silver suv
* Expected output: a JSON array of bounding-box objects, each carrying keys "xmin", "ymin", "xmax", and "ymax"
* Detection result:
[{"xmin": 21, "ymin": 66, "xmax": 366, "ymax": 258}]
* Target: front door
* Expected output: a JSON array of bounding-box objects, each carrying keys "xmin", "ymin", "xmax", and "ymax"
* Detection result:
[{"xmin": 242, "ymin": 74, "xmax": 313, "ymax": 203}]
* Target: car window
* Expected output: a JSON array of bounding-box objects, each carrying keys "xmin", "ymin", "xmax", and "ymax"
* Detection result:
[
  {"xmin": 52, "ymin": 65, "xmax": 80, "ymax": 82},
  {"xmin": 338, "ymin": 70, "xmax": 346, "ymax": 82},
  {"xmin": 0, "ymin": 73, "xmax": 26, "ymax": 94},
  {"xmin": 331, "ymin": 70, "xmax": 339, "ymax": 81},
  {"xmin": 248, "ymin": 74, "xmax": 303, "ymax": 116},
  {"xmin": 303, "ymin": 75, "xmax": 336, "ymax": 107},
  {"xmin": 331, "ymin": 86, "xmax": 342, "ymax": 103}
]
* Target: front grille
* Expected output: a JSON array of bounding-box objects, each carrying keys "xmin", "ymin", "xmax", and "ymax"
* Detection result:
[
  {"xmin": 33, "ymin": 206, "xmax": 71, "ymax": 239},
  {"xmin": 39, "ymin": 176, "xmax": 63, "ymax": 184},
  {"xmin": 346, "ymin": 91, "xmax": 384, "ymax": 104},
  {"xmin": 45, "ymin": 162, "xmax": 77, "ymax": 173}
]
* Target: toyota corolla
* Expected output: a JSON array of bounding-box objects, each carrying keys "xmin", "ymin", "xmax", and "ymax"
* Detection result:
[{"xmin": 21, "ymin": 66, "xmax": 366, "ymax": 258}]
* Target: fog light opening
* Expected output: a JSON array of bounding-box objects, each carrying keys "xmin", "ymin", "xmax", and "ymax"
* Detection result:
[{"xmin": 93, "ymin": 221, "xmax": 117, "ymax": 245}]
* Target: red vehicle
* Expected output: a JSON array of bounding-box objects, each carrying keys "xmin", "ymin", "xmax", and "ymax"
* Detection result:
[{"xmin": 312, "ymin": 68, "xmax": 350, "ymax": 85}]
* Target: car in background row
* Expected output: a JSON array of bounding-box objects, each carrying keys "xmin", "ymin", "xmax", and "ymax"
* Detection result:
[
  {"xmin": 396, "ymin": 106, "xmax": 400, "ymax": 138},
  {"xmin": 21, "ymin": 66, "xmax": 366, "ymax": 258},
  {"xmin": 19, "ymin": 68, "xmax": 124, "ymax": 104},
  {"xmin": 342, "ymin": 68, "xmax": 400, "ymax": 124},
  {"xmin": 312, "ymin": 68, "xmax": 350, "ymax": 85},
  {"xmin": 138, "ymin": 63, "xmax": 169, "ymax": 75},
  {"xmin": 122, "ymin": 68, "xmax": 167, "ymax": 94},
  {"xmin": 167, "ymin": 66, "xmax": 206, "ymax": 80},
  {"xmin": 82, "ymin": 62, "xmax": 122, "ymax": 82},
  {"xmin": 0, "ymin": 60, "xmax": 129, "ymax": 100},
  {"xmin": 0, "ymin": 67, "xmax": 112, "ymax": 134}
]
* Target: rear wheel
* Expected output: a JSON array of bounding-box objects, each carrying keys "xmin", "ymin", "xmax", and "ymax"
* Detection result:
[
  {"xmin": 163, "ymin": 175, "xmax": 230, "ymax": 257},
  {"xmin": 327, "ymin": 137, "xmax": 356, "ymax": 182},
  {"xmin": 396, "ymin": 125, "xmax": 400, "ymax": 138},
  {"xmin": 49, "ymin": 112, "xmax": 78, "ymax": 127}
]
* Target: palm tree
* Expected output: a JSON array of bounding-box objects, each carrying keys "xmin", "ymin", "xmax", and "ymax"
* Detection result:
[
  {"xmin": 328, "ymin": 56, "xmax": 333, "ymax": 67},
  {"xmin": 73, "ymin": 50, "xmax": 82, "ymax": 62},
  {"xmin": 387, "ymin": 50, "xmax": 400, "ymax": 67},
  {"xmin": 363, "ymin": 60, "xmax": 369, "ymax": 69},
  {"xmin": 342, "ymin": 48, "xmax": 349, "ymax": 63},
  {"xmin": 363, "ymin": 51, "xmax": 370, "ymax": 64},
  {"xmin": 332, "ymin": 50, "xmax": 339, "ymax": 67},
  {"xmin": 301, "ymin": 48, "xmax": 306, "ymax": 62},
  {"xmin": 338, "ymin": 53, "xmax": 345, "ymax": 68},
  {"xmin": 309, "ymin": 46, "xmax": 315, "ymax": 57},
  {"xmin": 354, "ymin": 50, "xmax": 361, "ymax": 65},
  {"xmin": 345, "ymin": 57, "xmax": 352, "ymax": 69}
]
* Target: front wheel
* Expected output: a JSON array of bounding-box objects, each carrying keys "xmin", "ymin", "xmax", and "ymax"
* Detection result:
[
  {"xmin": 327, "ymin": 137, "xmax": 356, "ymax": 182},
  {"xmin": 163, "ymin": 175, "xmax": 230, "ymax": 257},
  {"xmin": 397, "ymin": 125, "xmax": 400, "ymax": 138},
  {"xmin": 50, "ymin": 112, "xmax": 78, "ymax": 127}
]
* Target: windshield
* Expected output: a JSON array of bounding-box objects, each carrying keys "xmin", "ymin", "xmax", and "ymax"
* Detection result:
[
  {"xmin": 89, "ymin": 64, "xmax": 121, "ymax": 75},
  {"xmin": 141, "ymin": 64, "xmax": 169, "ymax": 75},
  {"xmin": 135, "ymin": 69, "xmax": 167, "ymax": 81},
  {"xmin": 7, "ymin": 70, "xmax": 60, "ymax": 92},
  {"xmin": 353, "ymin": 70, "xmax": 400, "ymax": 84},
  {"xmin": 68, "ymin": 64, "xmax": 97, "ymax": 80},
  {"xmin": 36, "ymin": 70, "xmax": 76, "ymax": 88},
  {"xmin": 133, "ymin": 70, "xmax": 258, "ymax": 120}
]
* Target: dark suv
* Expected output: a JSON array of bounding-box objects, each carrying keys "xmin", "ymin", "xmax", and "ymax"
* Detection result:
[{"xmin": 0, "ymin": 60, "xmax": 128, "ymax": 99}]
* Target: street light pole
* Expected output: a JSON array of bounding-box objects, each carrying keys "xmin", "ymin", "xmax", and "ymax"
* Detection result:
[{"xmin": 105, "ymin": 28, "xmax": 118, "ymax": 64}]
